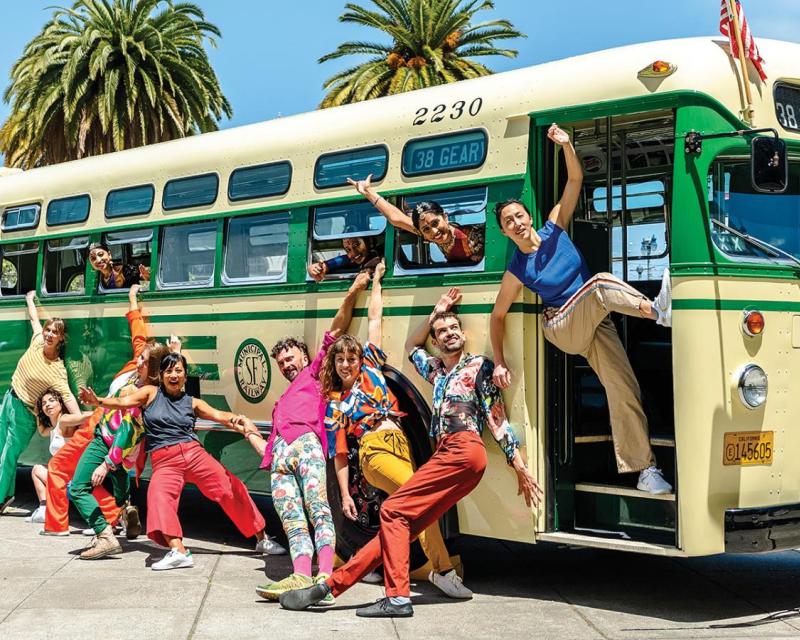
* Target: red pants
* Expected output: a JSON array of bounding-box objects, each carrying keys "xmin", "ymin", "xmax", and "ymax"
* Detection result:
[
  {"xmin": 146, "ymin": 441, "xmax": 266, "ymax": 547},
  {"xmin": 329, "ymin": 431, "xmax": 487, "ymax": 598},
  {"xmin": 45, "ymin": 417, "xmax": 121, "ymax": 533}
]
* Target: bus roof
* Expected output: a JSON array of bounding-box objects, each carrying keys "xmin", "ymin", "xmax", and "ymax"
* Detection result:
[{"xmin": 2, "ymin": 36, "xmax": 799, "ymax": 237}]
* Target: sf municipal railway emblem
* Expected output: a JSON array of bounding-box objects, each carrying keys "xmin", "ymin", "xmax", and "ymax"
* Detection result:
[{"xmin": 234, "ymin": 339, "xmax": 270, "ymax": 404}]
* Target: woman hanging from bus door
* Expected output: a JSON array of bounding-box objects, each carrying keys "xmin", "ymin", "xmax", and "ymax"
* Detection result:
[
  {"xmin": 307, "ymin": 231, "xmax": 381, "ymax": 283},
  {"xmin": 490, "ymin": 124, "xmax": 673, "ymax": 494},
  {"xmin": 0, "ymin": 291, "xmax": 80, "ymax": 515},
  {"xmin": 88, "ymin": 242, "xmax": 150, "ymax": 290},
  {"xmin": 79, "ymin": 352, "xmax": 272, "ymax": 571},
  {"xmin": 26, "ymin": 389, "xmax": 93, "ymax": 523},
  {"xmin": 321, "ymin": 260, "xmax": 472, "ymax": 599},
  {"xmin": 42, "ymin": 284, "xmax": 151, "ymax": 536},
  {"xmin": 347, "ymin": 176, "xmax": 484, "ymax": 263}
]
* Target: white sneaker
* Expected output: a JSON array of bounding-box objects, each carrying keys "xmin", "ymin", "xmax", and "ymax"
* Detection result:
[
  {"xmin": 361, "ymin": 570, "xmax": 383, "ymax": 584},
  {"xmin": 637, "ymin": 466, "xmax": 673, "ymax": 495},
  {"xmin": 652, "ymin": 267, "xmax": 672, "ymax": 327},
  {"xmin": 429, "ymin": 569, "xmax": 473, "ymax": 599},
  {"xmin": 25, "ymin": 505, "xmax": 46, "ymax": 524},
  {"xmin": 254, "ymin": 536, "xmax": 287, "ymax": 555},
  {"xmin": 83, "ymin": 523, "xmax": 123, "ymax": 536},
  {"xmin": 152, "ymin": 549, "xmax": 194, "ymax": 571}
]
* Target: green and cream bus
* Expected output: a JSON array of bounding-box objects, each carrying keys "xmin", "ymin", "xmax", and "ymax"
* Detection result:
[{"xmin": 2, "ymin": 36, "xmax": 800, "ymax": 559}]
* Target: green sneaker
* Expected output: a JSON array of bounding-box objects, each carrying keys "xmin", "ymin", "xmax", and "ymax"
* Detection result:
[
  {"xmin": 313, "ymin": 573, "xmax": 335, "ymax": 606},
  {"xmin": 255, "ymin": 573, "xmax": 313, "ymax": 601}
]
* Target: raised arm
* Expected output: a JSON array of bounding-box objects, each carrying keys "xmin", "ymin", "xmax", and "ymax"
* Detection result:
[
  {"xmin": 329, "ymin": 271, "xmax": 370, "ymax": 338},
  {"xmin": 79, "ymin": 385, "xmax": 155, "ymax": 410},
  {"xmin": 547, "ymin": 124, "xmax": 584, "ymax": 230},
  {"xmin": 56, "ymin": 410, "xmax": 93, "ymax": 438},
  {"xmin": 490, "ymin": 271, "xmax": 524, "ymax": 389},
  {"xmin": 25, "ymin": 291, "xmax": 43, "ymax": 334},
  {"xmin": 347, "ymin": 174, "xmax": 417, "ymax": 235},
  {"xmin": 404, "ymin": 287, "xmax": 462, "ymax": 353},
  {"xmin": 367, "ymin": 260, "xmax": 386, "ymax": 348}
]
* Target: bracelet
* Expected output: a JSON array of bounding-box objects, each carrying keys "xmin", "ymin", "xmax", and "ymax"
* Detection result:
[
  {"xmin": 371, "ymin": 195, "xmax": 383, "ymax": 206},
  {"xmin": 246, "ymin": 431, "xmax": 263, "ymax": 440}
]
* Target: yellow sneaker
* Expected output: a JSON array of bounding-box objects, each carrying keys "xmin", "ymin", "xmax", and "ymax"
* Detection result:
[
  {"xmin": 313, "ymin": 573, "xmax": 335, "ymax": 606},
  {"xmin": 255, "ymin": 573, "xmax": 312, "ymax": 601}
]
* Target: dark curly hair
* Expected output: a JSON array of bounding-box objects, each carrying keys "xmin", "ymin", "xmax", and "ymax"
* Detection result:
[
  {"xmin": 36, "ymin": 387, "xmax": 67, "ymax": 430},
  {"xmin": 270, "ymin": 337, "xmax": 310, "ymax": 361},
  {"xmin": 428, "ymin": 311, "xmax": 462, "ymax": 339},
  {"xmin": 408, "ymin": 201, "xmax": 446, "ymax": 232},
  {"xmin": 319, "ymin": 334, "xmax": 364, "ymax": 397}
]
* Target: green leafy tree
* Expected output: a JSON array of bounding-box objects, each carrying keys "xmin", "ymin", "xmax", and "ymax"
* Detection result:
[
  {"xmin": 0, "ymin": 0, "xmax": 231, "ymax": 169},
  {"xmin": 319, "ymin": 0, "xmax": 523, "ymax": 108}
]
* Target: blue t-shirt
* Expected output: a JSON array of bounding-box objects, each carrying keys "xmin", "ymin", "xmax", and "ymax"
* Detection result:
[{"xmin": 507, "ymin": 221, "xmax": 591, "ymax": 308}]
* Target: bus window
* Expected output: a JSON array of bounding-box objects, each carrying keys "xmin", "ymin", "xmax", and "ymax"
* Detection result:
[
  {"xmin": 157, "ymin": 221, "xmax": 216, "ymax": 289},
  {"xmin": 314, "ymin": 146, "xmax": 388, "ymax": 189},
  {"xmin": 708, "ymin": 159, "xmax": 800, "ymax": 262},
  {"xmin": 2, "ymin": 204, "xmax": 40, "ymax": 232},
  {"xmin": 309, "ymin": 201, "xmax": 385, "ymax": 280},
  {"xmin": 43, "ymin": 237, "xmax": 89, "ymax": 295},
  {"xmin": 223, "ymin": 212, "xmax": 290, "ymax": 284},
  {"xmin": 105, "ymin": 184, "xmax": 155, "ymax": 218},
  {"xmin": 97, "ymin": 229, "xmax": 153, "ymax": 293},
  {"xmin": 229, "ymin": 162, "xmax": 292, "ymax": 201},
  {"xmin": 394, "ymin": 186, "xmax": 487, "ymax": 275},
  {"xmin": 0, "ymin": 242, "xmax": 38, "ymax": 297},
  {"xmin": 163, "ymin": 173, "xmax": 218, "ymax": 211},
  {"xmin": 47, "ymin": 195, "xmax": 90, "ymax": 226}
]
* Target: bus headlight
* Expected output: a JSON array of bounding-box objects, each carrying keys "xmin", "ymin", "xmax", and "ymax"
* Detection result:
[{"xmin": 737, "ymin": 364, "xmax": 768, "ymax": 409}]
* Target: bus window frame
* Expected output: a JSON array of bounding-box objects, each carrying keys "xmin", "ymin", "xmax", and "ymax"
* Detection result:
[
  {"xmin": 41, "ymin": 235, "xmax": 90, "ymax": 297},
  {"xmin": 313, "ymin": 144, "xmax": 389, "ymax": 190},
  {"xmin": 228, "ymin": 161, "xmax": 293, "ymax": 202},
  {"xmin": 104, "ymin": 183, "xmax": 156, "ymax": 219},
  {"xmin": 162, "ymin": 172, "xmax": 220, "ymax": 212},
  {"xmin": 1, "ymin": 203, "xmax": 41, "ymax": 233},
  {"xmin": 0, "ymin": 241, "xmax": 38, "ymax": 298},
  {"xmin": 46, "ymin": 194, "xmax": 91, "ymax": 227},
  {"xmin": 400, "ymin": 128, "xmax": 489, "ymax": 178},
  {"xmin": 774, "ymin": 82, "xmax": 800, "ymax": 134},
  {"xmin": 156, "ymin": 220, "xmax": 218, "ymax": 290},
  {"xmin": 221, "ymin": 211, "xmax": 291, "ymax": 286},
  {"xmin": 96, "ymin": 228, "xmax": 154, "ymax": 294}
]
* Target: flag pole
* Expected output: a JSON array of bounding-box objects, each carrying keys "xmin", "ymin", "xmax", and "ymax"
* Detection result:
[{"xmin": 727, "ymin": 0, "xmax": 754, "ymax": 124}]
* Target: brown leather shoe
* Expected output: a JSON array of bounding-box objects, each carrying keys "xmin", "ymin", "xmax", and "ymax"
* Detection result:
[
  {"xmin": 80, "ymin": 528, "xmax": 122, "ymax": 560},
  {"xmin": 124, "ymin": 505, "xmax": 142, "ymax": 540}
]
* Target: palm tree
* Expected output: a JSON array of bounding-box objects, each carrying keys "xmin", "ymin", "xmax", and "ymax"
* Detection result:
[
  {"xmin": 0, "ymin": 0, "xmax": 231, "ymax": 169},
  {"xmin": 318, "ymin": 0, "xmax": 523, "ymax": 108}
]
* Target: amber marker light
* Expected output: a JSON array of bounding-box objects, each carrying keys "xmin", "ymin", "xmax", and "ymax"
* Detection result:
[
  {"xmin": 742, "ymin": 310, "xmax": 765, "ymax": 337},
  {"xmin": 637, "ymin": 60, "xmax": 677, "ymax": 79}
]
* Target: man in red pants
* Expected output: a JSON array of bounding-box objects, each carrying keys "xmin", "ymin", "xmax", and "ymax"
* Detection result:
[
  {"xmin": 280, "ymin": 287, "xmax": 542, "ymax": 618},
  {"xmin": 42, "ymin": 285, "xmax": 149, "ymax": 537}
]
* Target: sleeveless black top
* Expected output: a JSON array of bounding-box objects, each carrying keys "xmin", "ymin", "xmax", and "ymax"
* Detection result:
[{"xmin": 142, "ymin": 388, "xmax": 198, "ymax": 452}]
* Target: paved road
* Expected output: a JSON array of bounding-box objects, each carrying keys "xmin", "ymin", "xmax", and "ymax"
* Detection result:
[{"xmin": 2, "ymin": 479, "xmax": 800, "ymax": 640}]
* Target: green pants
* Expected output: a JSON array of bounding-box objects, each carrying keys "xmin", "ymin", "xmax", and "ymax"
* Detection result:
[
  {"xmin": 0, "ymin": 389, "xmax": 38, "ymax": 503},
  {"xmin": 71, "ymin": 435, "xmax": 130, "ymax": 534}
]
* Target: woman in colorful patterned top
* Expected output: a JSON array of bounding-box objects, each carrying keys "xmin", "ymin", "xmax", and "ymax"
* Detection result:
[
  {"xmin": 320, "ymin": 261, "xmax": 471, "ymax": 599},
  {"xmin": 347, "ymin": 175, "xmax": 484, "ymax": 263}
]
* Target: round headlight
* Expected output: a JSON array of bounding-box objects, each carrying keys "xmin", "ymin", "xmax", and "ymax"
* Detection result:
[{"xmin": 737, "ymin": 364, "xmax": 768, "ymax": 409}]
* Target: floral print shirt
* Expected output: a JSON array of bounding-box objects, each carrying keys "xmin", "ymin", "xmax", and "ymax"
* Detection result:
[
  {"xmin": 409, "ymin": 347, "xmax": 519, "ymax": 464},
  {"xmin": 95, "ymin": 380, "xmax": 145, "ymax": 473},
  {"xmin": 325, "ymin": 342, "xmax": 404, "ymax": 456}
]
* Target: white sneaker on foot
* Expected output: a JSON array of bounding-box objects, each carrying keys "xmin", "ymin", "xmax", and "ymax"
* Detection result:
[
  {"xmin": 152, "ymin": 549, "xmax": 194, "ymax": 571},
  {"xmin": 254, "ymin": 536, "xmax": 287, "ymax": 555},
  {"xmin": 637, "ymin": 466, "xmax": 673, "ymax": 494},
  {"xmin": 25, "ymin": 505, "xmax": 46, "ymax": 524},
  {"xmin": 429, "ymin": 569, "xmax": 473, "ymax": 599},
  {"xmin": 653, "ymin": 267, "xmax": 672, "ymax": 327},
  {"xmin": 361, "ymin": 570, "xmax": 383, "ymax": 584}
]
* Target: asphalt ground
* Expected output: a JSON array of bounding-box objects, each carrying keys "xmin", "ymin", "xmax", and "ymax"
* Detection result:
[{"xmin": 2, "ymin": 474, "xmax": 800, "ymax": 640}]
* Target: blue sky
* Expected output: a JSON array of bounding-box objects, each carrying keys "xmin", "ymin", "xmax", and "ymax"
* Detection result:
[{"xmin": 0, "ymin": 0, "xmax": 799, "ymax": 130}]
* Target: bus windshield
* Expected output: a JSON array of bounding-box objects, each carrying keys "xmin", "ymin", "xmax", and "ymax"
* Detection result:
[{"xmin": 708, "ymin": 158, "xmax": 800, "ymax": 262}]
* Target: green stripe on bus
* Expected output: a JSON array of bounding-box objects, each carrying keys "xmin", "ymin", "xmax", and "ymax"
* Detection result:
[
  {"xmin": 202, "ymin": 394, "xmax": 231, "ymax": 412},
  {"xmin": 155, "ymin": 336, "xmax": 217, "ymax": 350},
  {"xmin": 188, "ymin": 363, "xmax": 220, "ymax": 380},
  {"xmin": 673, "ymin": 299, "xmax": 800, "ymax": 312}
]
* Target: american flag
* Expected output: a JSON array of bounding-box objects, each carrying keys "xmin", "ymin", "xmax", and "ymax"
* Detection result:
[{"xmin": 720, "ymin": 0, "xmax": 767, "ymax": 81}]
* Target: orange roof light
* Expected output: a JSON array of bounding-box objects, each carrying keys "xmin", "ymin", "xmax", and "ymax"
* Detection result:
[
  {"xmin": 638, "ymin": 60, "xmax": 677, "ymax": 79},
  {"xmin": 742, "ymin": 310, "xmax": 765, "ymax": 337}
]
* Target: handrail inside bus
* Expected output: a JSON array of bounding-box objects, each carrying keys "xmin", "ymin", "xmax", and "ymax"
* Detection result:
[{"xmin": 195, "ymin": 419, "xmax": 271, "ymax": 436}]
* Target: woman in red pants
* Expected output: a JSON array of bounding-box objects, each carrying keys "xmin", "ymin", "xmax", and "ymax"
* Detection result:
[{"xmin": 79, "ymin": 352, "xmax": 268, "ymax": 571}]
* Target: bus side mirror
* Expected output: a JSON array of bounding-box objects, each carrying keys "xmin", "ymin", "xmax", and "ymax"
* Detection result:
[{"xmin": 752, "ymin": 136, "xmax": 788, "ymax": 194}]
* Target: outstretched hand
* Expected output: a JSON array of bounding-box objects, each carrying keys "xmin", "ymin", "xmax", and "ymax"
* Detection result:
[
  {"xmin": 79, "ymin": 386, "xmax": 100, "ymax": 407},
  {"xmin": 138, "ymin": 264, "xmax": 151, "ymax": 281},
  {"xmin": 515, "ymin": 464, "xmax": 544, "ymax": 509},
  {"xmin": 350, "ymin": 271, "xmax": 371, "ymax": 293},
  {"xmin": 434, "ymin": 287, "xmax": 462, "ymax": 315},
  {"xmin": 547, "ymin": 123, "xmax": 571, "ymax": 147},
  {"xmin": 25, "ymin": 290, "xmax": 36, "ymax": 303},
  {"xmin": 308, "ymin": 261, "xmax": 327, "ymax": 283},
  {"xmin": 373, "ymin": 258, "xmax": 386, "ymax": 282},
  {"xmin": 346, "ymin": 174, "xmax": 373, "ymax": 198}
]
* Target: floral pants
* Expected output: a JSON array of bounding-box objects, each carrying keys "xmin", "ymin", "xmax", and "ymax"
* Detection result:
[{"xmin": 271, "ymin": 432, "xmax": 335, "ymax": 562}]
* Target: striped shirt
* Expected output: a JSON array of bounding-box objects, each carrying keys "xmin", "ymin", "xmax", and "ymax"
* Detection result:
[{"xmin": 11, "ymin": 332, "xmax": 74, "ymax": 409}]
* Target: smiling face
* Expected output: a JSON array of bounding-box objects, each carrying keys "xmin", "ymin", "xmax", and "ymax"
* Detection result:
[
  {"xmin": 161, "ymin": 360, "xmax": 186, "ymax": 394},
  {"xmin": 40, "ymin": 393, "xmax": 63, "ymax": 423},
  {"xmin": 343, "ymin": 237, "xmax": 368, "ymax": 265},
  {"xmin": 418, "ymin": 211, "xmax": 453, "ymax": 245},
  {"xmin": 497, "ymin": 202, "xmax": 533, "ymax": 247},
  {"xmin": 42, "ymin": 320, "xmax": 65, "ymax": 352},
  {"xmin": 88, "ymin": 247, "xmax": 113, "ymax": 274},
  {"xmin": 275, "ymin": 346, "xmax": 309, "ymax": 382},
  {"xmin": 334, "ymin": 349, "xmax": 362, "ymax": 390},
  {"xmin": 431, "ymin": 316, "xmax": 465, "ymax": 355}
]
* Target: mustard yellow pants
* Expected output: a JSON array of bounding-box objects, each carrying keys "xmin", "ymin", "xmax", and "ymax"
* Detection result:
[{"xmin": 359, "ymin": 429, "xmax": 452, "ymax": 573}]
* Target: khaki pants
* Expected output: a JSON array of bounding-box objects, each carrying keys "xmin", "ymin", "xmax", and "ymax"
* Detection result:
[
  {"xmin": 543, "ymin": 273, "xmax": 655, "ymax": 473},
  {"xmin": 359, "ymin": 429, "xmax": 453, "ymax": 574}
]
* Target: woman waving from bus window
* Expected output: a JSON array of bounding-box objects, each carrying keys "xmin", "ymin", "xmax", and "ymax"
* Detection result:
[
  {"xmin": 320, "ymin": 260, "xmax": 472, "ymax": 599},
  {"xmin": 307, "ymin": 232, "xmax": 382, "ymax": 283},
  {"xmin": 79, "ymin": 353, "xmax": 271, "ymax": 571},
  {"xmin": 348, "ymin": 175, "xmax": 484, "ymax": 263},
  {"xmin": 88, "ymin": 242, "xmax": 150, "ymax": 290}
]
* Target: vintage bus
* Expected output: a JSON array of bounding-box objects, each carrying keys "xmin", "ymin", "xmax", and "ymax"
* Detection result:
[{"xmin": 2, "ymin": 36, "xmax": 799, "ymax": 559}]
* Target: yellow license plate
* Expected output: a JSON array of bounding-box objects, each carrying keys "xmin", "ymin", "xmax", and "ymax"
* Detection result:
[{"xmin": 723, "ymin": 431, "xmax": 774, "ymax": 466}]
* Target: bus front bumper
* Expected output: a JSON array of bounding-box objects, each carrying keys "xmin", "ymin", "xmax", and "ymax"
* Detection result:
[{"xmin": 725, "ymin": 502, "xmax": 800, "ymax": 553}]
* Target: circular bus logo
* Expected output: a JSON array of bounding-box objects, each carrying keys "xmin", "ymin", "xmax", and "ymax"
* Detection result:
[{"xmin": 234, "ymin": 339, "xmax": 270, "ymax": 404}]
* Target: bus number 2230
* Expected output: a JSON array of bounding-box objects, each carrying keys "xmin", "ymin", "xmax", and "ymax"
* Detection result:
[{"xmin": 413, "ymin": 98, "xmax": 483, "ymax": 126}]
